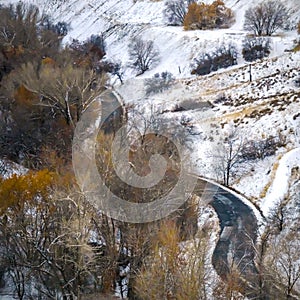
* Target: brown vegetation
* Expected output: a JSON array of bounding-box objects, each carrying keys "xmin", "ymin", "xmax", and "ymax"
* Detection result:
[{"xmin": 184, "ymin": 0, "xmax": 234, "ymax": 30}]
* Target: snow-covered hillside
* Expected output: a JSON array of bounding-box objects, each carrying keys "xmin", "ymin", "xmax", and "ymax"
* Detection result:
[
  {"xmin": 115, "ymin": 49, "xmax": 300, "ymax": 216},
  {"xmin": 5, "ymin": 0, "xmax": 300, "ymax": 79}
]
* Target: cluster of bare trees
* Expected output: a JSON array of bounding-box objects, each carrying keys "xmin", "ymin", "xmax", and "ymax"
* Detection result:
[
  {"xmin": 0, "ymin": 177, "xmax": 111, "ymax": 299},
  {"xmin": 256, "ymin": 182, "xmax": 300, "ymax": 299},
  {"xmin": 0, "ymin": 2, "xmax": 113, "ymax": 168},
  {"xmin": 164, "ymin": 0, "xmax": 234, "ymax": 29},
  {"xmin": 135, "ymin": 220, "xmax": 215, "ymax": 300},
  {"xmin": 1, "ymin": 1, "xmax": 299, "ymax": 300}
]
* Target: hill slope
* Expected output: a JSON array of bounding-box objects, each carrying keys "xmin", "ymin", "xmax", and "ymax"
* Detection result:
[
  {"xmin": 8, "ymin": 0, "xmax": 300, "ymax": 78},
  {"xmin": 7, "ymin": 0, "xmax": 300, "ymax": 212}
]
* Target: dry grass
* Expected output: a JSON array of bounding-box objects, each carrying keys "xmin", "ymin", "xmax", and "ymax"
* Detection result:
[
  {"xmin": 293, "ymin": 43, "xmax": 300, "ymax": 52},
  {"xmin": 259, "ymin": 153, "xmax": 282, "ymax": 198}
]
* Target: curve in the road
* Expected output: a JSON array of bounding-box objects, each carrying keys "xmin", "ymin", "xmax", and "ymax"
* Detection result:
[{"xmin": 99, "ymin": 88, "xmax": 262, "ymax": 298}]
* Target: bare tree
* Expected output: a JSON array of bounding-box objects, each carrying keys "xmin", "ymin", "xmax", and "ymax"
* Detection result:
[
  {"xmin": 163, "ymin": 0, "xmax": 189, "ymax": 26},
  {"xmin": 263, "ymin": 232, "xmax": 300, "ymax": 299},
  {"xmin": 267, "ymin": 198, "xmax": 290, "ymax": 233},
  {"xmin": 17, "ymin": 60, "xmax": 107, "ymax": 127},
  {"xmin": 244, "ymin": 0, "xmax": 290, "ymax": 36},
  {"xmin": 211, "ymin": 127, "xmax": 246, "ymax": 186},
  {"xmin": 128, "ymin": 37, "xmax": 160, "ymax": 75},
  {"xmin": 0, "ymin": 172, "xmax": 119, "ymax": 299},
  {"xmin": 135, "ymin": 220, "xmax": 214, "ymax": 300}
]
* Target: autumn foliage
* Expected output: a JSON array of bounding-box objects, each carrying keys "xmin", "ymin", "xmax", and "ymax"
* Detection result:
[
  {"xmin": 0, "ymin": 169, "xmax": 55, "ymax": 214},
  {"xmin": 184, "ymin": 0, "xmax": 234, "ymax": 30}
]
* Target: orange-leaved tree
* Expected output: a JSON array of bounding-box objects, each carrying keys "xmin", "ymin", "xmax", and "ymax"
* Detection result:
[
  {"xmin": 0, "ymin": 170, "xmax": 110, "ymax": 299},
  {"xmin": 184, "ymin": 0, "xmax": 234, "ymax": 30}
]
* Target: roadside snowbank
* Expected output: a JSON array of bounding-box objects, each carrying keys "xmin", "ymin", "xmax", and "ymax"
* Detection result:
[{"xmin": 260, "ymin": 148, "xmax": 300, "ymax": 216}]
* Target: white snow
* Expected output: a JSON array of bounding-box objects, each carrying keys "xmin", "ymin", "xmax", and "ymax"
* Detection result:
[
  {"xmin": 260, "ymin": 148, "xmax": 300, "ymax": 216},
  {"xmin": 0, "ymin": 159, "xmax": 28, "ymax": 179},
  {"xmin": 5, "ymin": 0, "xmax": 300, "ymax": 81}
]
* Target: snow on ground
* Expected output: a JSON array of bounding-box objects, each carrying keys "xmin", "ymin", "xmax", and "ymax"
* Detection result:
[
  {"xmin": 260, "ymin": 148, "xmax": 300, "ymax": 216},
  {"xmin": 115, "ymin": 49, "xmax": 300, "ymax": 219},
  {"xmin": 2, "ymin": 0, "xmax": 299, "ymax": 217},
  {"xmin": 0, "ymin": 159, "xmax": 28, "ymax": 179},
  {"xmin": 0, "ymin": 0, "xmax": 299, "ymax": 298},
  {"xmin": 6, "ymin": 0, "xmax": 300, "ymax": 81}
]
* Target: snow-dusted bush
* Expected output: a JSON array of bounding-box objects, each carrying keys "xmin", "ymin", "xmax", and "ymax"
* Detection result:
[
  {"xmin": 144, "ymin": 72, "xmax": 175, "ymax": 95},
  {"xmin": 241, "ymin": 135, "xmax": 286, "ymax": 160},
  {"xmin": 242, "ymin": 37, "xmax": 271, "ymax": 62},
  {"xmin": 295, "ymin": 75, "xmax": 300, "ymax": 87},
  {"xmin": 211, "ymin": 43, "xmax": 237, "ymax": 71},
  {"xmin": 191, "ymin": 43, "xmax": 237, "ymax": 75},
  {"xmin": 191, "ymin": 53, "xmax": 213, "ymax": 75},
  {"xmin": 41, "ymin": 16, "xmax": 69, "ymax": 36},
  {"xmin": 87, "ymin": 34, "xmax": 106, "ymax": 52},
  {"xmin": 52, "ymin": 21, "xmax": 69, "ymax": 36}
]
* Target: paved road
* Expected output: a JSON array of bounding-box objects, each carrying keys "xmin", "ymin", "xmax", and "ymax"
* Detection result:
[
  {"xmin": 193, "ymin": 178, "xmax": 261, "ymax": 298},
  {"xmin": 99, "ymin": 90, "xmax": 268, "ymax": 298},
  {"xmin": 101, "ymin": 90, "xmax": 261, "ymax": 296}
]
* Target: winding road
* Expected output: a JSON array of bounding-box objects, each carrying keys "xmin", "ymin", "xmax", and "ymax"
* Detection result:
[
  {"xmin": 192, "ymin": 178, "xmax": 261, "ymax": 299},
  {"xmin": 99, "ymin": 89, "xmax": 262, "ymax": 298}
]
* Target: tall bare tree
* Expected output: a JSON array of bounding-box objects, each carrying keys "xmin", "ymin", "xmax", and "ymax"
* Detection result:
[
  {"xmin": 128, "ymin": 37, "xmax": 160, "ymax": 75},
  {"xmin": 211, "ymin": 127, "xmax": 246, "ymax": 186},
  {"xmin": 244, "ymin": 0, "xmax": 290, "ymax": 36},
  {"xmin": 163, "ymin": 0, "xmax": 189, "ymax": 26}
]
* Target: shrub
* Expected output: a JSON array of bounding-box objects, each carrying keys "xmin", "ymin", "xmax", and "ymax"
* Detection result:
[
  {"xmin": 144, "ymin": 72, "xmax": 175, "ymax": 95},
  {"xmin": 191, "ymin": 53, "xmax": 213, "ymax": 75},
  {"xmin": 211, "ymin": 43, "xmax": 237, "ymax": 70},
  {"xmin": 242, "ymin": 37, "xmax": 271, "ymax": 62},
  {"xmin": 191, "ymin": 43, "xmax": 237, "ymax": 75},
  {"xmin": 100, "ymin": 60, "xmax": 124, "ymax": 84},
  {"xmin": 240, "ymin": 135, "xmax": 286, "ymax": 161},
  {"xmin": 184, "ymin": 0, "xmax": 234, "ymax": 30},
  {"xmin": 295, "ymin": 75, "xmax": 300, "ymax": 87},
  {"xmin": 69, "ymin": 34, "xmax": 106, "ymax": 69},
  {"xmin": 41, "ymin": 17, "xmax": 69, "ymax": 36}
]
